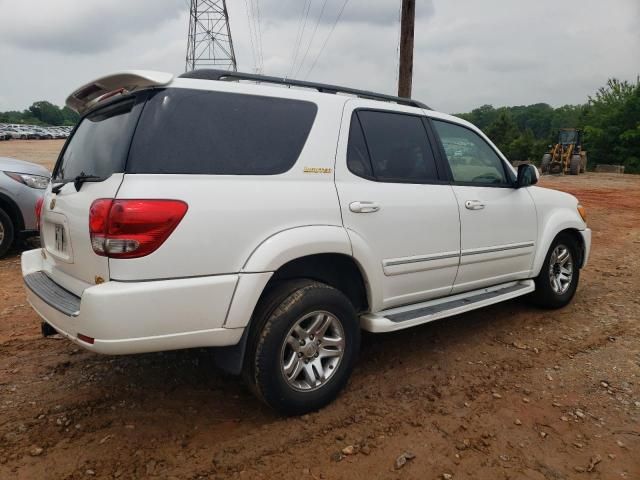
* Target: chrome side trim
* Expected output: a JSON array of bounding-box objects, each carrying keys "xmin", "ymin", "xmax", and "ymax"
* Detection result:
[
  {"xmin": 382, "ymin": 242, "xmax": 535, "ymax": 269},
  {"xmin": 461, "ymin": 241, "xmax": 534, "ymax": 257},
  {"xmin": 383, "ymin": 251, "xmax": 460, "ymax": 267}
]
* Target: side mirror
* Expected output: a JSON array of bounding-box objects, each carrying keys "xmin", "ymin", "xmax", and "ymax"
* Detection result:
[{"xmin": 516, "ymin": 163, "xmax": 539, "ymax": 188}]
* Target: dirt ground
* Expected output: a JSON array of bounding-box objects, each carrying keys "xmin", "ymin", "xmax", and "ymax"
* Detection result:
[{"xmin": 0, "ymin": 141, "xmax": 638, "ymax": 480}]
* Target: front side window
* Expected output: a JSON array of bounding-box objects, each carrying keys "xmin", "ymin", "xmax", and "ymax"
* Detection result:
[
  {"xmin": 432, "ymin": 120, "xmax": 508, "ymax": 185},
  {"xmin": 347, "ymin": 110, "xmax": 438, "ymax": 183}
]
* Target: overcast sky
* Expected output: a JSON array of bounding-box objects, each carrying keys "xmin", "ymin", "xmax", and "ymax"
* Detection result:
[{"xmin": 0, "ymin": 0, "xmax": 638, "ymax": 113}]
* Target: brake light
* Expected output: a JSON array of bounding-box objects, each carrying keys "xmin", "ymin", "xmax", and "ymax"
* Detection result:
[
  {"xmin": 89, "ymin": 199, "xmax": 188, "ymax": 259},
  {"xmin": 35, "ymin": 197, "xmax": 44, "ymax": 231}
]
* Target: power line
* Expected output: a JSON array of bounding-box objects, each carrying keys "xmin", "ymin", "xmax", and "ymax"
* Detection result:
[
  {"xmin": 288, "ymin": 0, "xmax": 309, "ymax": 77},
  {"xmin": 254, "ymin": 0, "xmax": 265, "ymax": 72},
  {"xmin": 243, "ymin": 0, "xmax": 259, "ymax": 72},
  {"xmin": 248, "ymin": 0, "xmax": 264, "ymax": 72},
  {"xmin": 304, "ymin": 0, "xmax": 350, "ymax": 80},
  {"xmin": 288, "ymin": 0, "xmax": 313, "ymax": 79},
  {"xmin": 293, "ymin": 0, "xmax": 329, "ymax": 78}
]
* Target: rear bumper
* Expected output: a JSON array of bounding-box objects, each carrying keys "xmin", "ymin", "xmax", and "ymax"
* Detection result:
[{"xmin": 21, "ymin": 249, "xmax": 244, "ymax": 355}]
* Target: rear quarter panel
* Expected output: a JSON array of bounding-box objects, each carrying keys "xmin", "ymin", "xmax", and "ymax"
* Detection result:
[{"xmin": 109, "ymin": 91, "xmax": 347, "ymax": 281}]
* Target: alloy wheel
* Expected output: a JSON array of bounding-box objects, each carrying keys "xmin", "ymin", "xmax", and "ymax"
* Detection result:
[{"xmin": 280, "ymin": 311, "xmax": 345, "ymax": 391}]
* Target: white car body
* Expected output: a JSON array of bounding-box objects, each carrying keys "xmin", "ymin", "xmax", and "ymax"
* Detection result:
[{"xmin": 22, "ymin": 70, "xmax": 591, "ymax": 365}]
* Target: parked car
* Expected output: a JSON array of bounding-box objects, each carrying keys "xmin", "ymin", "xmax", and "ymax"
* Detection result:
[
  {"xmin": 0, "ymin": 157, "xmax": 50, "ymax": 257},
  {"xmin": 22, "ymin": 70, "xmax": 591, "ymax": 414},
  {"xmin": 32, "ymin": 127, "xmax": 54, "ymax": 139},
  {"xmin": 3, "ymin": 128, "xmax": 25, "ymax": 139}
]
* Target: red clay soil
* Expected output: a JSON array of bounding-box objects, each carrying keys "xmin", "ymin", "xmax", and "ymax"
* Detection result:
[{"xmin": 0, "ymin": 140, "xmax": 638, "ymax": 480}]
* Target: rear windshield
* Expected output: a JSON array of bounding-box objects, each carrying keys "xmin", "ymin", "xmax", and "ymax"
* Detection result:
[
  {"xmin": 127, "ymin": 88, "xmax": 318, "ymax": 175},
  {"xmin": 53, "ymin": 98, "xmax": 142, "ymax": 181}
]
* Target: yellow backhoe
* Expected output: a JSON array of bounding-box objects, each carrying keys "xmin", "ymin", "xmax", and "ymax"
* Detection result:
[{"xmin": 541, "ymin": 128, "xmax": 587, "ymax": 175}]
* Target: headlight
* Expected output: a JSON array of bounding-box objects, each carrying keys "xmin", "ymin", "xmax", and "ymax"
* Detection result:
[
  {"xmin": 4, "ymin": 171, "xmax": 50, "ymax": 189},
  {"xmin": 577, "ymin": 204, "xmax": 587, "ymax": 223}
]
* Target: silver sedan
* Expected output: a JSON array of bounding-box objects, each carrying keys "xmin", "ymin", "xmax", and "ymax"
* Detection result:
[{"xmin": 0, "ymin": 157, "xmax": 50, "ymax": 257}]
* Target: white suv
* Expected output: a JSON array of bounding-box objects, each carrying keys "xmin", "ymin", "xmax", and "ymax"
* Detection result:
[{"xmin": 22, "ymin": 70, "xmax": 591, "ymax": 414}]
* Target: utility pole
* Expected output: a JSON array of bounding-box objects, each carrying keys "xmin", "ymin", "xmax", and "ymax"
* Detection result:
[
  {"xmin": 185, "ymin": 0, "xmax": 237, "ymax": 72},
  {"xmin": 397, "ymin": 0, "xmax": 415, "ymax": 98}
]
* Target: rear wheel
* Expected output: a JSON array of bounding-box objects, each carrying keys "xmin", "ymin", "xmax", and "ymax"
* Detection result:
[
  {"xmin": 580, "ymin": 153, "xmax": 587, "ymax": 173},
  {"xmin": 0, "ymin": 208, "xmax": 15, "ymax": 258},
  {"xmin": 531, "ymin": 233, "xmax": 580, "ymax": 309},
  {"xmin": 243, "ymin": 279, "xmax": 360, "ymax": 415},
  {"xmin": 570, "ymin": 155, "xmax": 581, "ymax": 175}
]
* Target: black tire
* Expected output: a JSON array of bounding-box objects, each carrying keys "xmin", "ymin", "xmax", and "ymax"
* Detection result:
[
  {"xmin": 580, "ymin": 153, "xmax": 587, "ymax": 173},
  {"xmin": 570, "ymin": 155, "xmax": 581, "ymax": 175},
  {"xmin": 243, "ymin": 279, "xmax": 360, "ymax": 415},
  {"xmin": 531, "ymin": 233, "xmax": 580, "ymax": 309},
  {"xmin": 549, "ymin": 162, "xmax": 563, "ymax": 175},
  {"xmin": 0, "ymin": 208, "xmax": 15, "ymax": 258},
  {"xmin": 541, "ymin": 154, "xmax": 552, "ymax": 174}
]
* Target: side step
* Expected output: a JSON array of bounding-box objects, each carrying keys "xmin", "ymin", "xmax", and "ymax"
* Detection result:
[{"xmin": 360, "ymin": 280, "xmax": 535, "ymax": 333}]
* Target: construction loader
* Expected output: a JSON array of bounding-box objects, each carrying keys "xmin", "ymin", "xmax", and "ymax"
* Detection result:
[{"xmin": 541, "ymin": 128, "xmax": 588, "ymax": 175}]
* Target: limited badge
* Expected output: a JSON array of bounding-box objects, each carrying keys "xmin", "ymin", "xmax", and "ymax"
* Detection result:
[
  {"xmin": 49, "ymin": 198, "xmax": 56, "ymax": 210},
  {"xmin": 303, "ymin": 167, "xmax": 332, "ymax": 174}
]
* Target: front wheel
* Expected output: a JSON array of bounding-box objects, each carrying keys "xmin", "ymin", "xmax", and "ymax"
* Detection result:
[
  {"xmin": 243, "ymin": 280, "xmax": 360, "ymax": 415},
  {"xmin": 570, "ymin": 155, "xmax": 581, "ymax": 175},
  {"xmin": 541, "ymin": 154, "xmax": 552, "ymax": 174},
  {"xmin": 531, "ymin": 233, "xmax": 580, "ymax": 309},
  {"xmin": 0, "ymin": 208, "xmax": 15, "ymax": 258}
]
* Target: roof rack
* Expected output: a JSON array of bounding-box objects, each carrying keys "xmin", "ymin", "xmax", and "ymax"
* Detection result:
[{"xmin": 179, "ymin": 69, "xmax": 430, "ymax": 110}]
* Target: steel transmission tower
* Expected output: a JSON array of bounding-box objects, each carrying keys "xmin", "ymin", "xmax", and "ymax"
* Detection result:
[{"xmin": 185, "ymin": 0, "xmax": 237, "ymax": 72}]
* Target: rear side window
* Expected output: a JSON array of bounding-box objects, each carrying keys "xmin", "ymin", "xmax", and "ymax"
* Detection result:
[
  {"xmin": 54, "ymin": 99, "xmax": 140, "ymax": 181},
  {"xmin": 346, "ymin": 114, "xmax": 374, "ymax": 179},
  {"xmin": 348, "ymin": 110, "xmax": 438, "ymax": 183},
  {"xmin": 127, "ymin": 89, "xmax": 317, "ymax": 175}
]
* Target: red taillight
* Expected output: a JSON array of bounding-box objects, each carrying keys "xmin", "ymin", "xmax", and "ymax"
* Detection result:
[
  {"xmin": 35, "ymin": 197, "xmax": 44, "ymax": 231},
  {"xmin": 89, "ymin": 199, "xmax": 188, "ymax": 259}
]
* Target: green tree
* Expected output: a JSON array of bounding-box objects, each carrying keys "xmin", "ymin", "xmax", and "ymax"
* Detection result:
[
  {"xmin": 28, "ymin": 101, "xmax": 64, "ymax": 125},
  {"xmin": 61, "ymin": 107, "xmax": 79, "ymax": 126},
  {"xmin": 485, "ymin": 110, "xmax": 518, "ymax": 152},
  {"xmin": 583, "ymin": 77, "xmax": 640, "ymax": 172}
]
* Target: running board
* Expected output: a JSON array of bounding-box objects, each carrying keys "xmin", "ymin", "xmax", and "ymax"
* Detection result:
[{"xmin": 360, "ymin": 280, "xmax": 535, "ymax": 333}]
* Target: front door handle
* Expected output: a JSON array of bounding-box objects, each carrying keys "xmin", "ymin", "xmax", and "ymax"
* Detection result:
[
  {"xmin": 465, "ymin": 200, "xmax": 485, "ymax": 210},
  {"xmin": 349, "ymin": 201, "xmax": 380, "ymax": 213}
]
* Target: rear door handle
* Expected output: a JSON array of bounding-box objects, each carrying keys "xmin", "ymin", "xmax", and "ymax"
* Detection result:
[
  {"xmin": 349, "ymin": 201, "xmax": 380, "ymax": 213},
  {"xmin": 465, "ymin": 200, "xmax": 485, "ymax": 210}
]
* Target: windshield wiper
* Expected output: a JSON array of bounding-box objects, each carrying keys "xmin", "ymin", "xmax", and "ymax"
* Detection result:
[
  {"xmin": 50, "ymin": 173, "xmax": 104, "ymax": 194},
  {"xmin": 73, "ymin": 173, "xmax": 103, "ymax": 191},
  {"xmin": 51, "ymin": 181, "xmax": 68, "ymax": 194}
]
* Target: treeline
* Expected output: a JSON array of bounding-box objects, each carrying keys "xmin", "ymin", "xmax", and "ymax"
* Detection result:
[
  {"xmin": 456, "ymin": 77, "xmax": 640, "ymax": 173},
  {"xmin": 0, "ymin": 101, "xmax": 79, "ymax": 126}
]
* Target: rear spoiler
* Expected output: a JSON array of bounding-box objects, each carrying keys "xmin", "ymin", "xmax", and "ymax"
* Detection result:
[{"xmin": 65, "ymin": 70, "xmax": 174, "ymax": 114}]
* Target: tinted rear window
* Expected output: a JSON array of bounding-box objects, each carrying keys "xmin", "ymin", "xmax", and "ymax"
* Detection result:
[
  {"xmin": 354, "ymin": 110, "xmax": 439, "ymax": 182},
  {"xmin": 53, "ymin": 98, "xmax": 141, "ymax": 181},
  {"xmin": 127, "ymin": 88, "xmax": 318, "ymax": 175}
]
